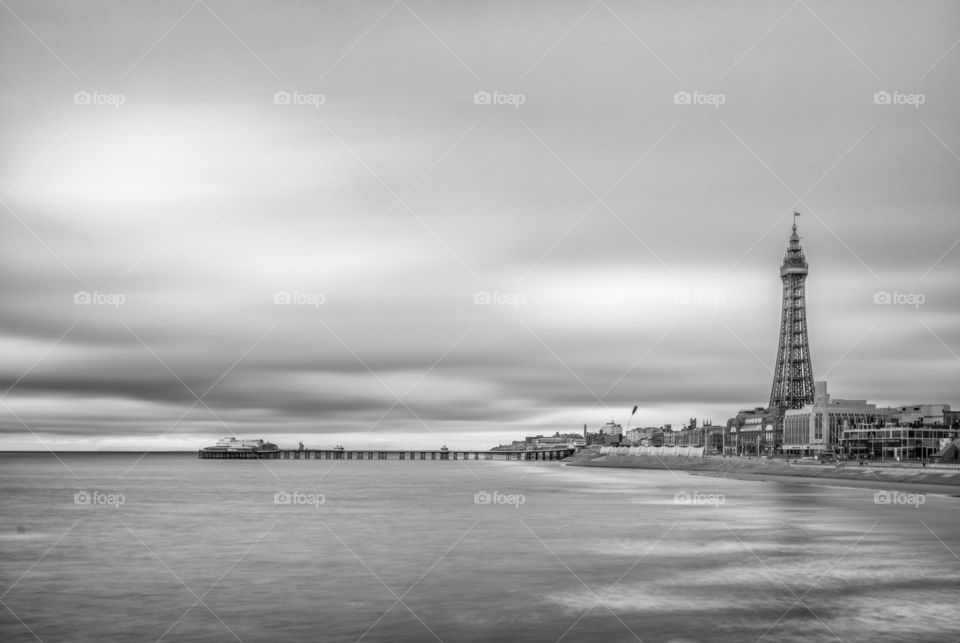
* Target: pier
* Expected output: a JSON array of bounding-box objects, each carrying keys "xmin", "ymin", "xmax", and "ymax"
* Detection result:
[{"xmin": 199, "ymin": 447, "xmax": 576, "ymax": 461}]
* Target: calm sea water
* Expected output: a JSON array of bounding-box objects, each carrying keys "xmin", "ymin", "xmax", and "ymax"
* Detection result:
[{"xmin": 1, "ymin": 453, "xmax": 958, "ymax": 643}]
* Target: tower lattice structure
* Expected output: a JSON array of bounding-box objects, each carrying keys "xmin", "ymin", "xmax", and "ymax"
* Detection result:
[{"xmin": 769, "ymin": 216, "xmax": 814, "ymax": 411}]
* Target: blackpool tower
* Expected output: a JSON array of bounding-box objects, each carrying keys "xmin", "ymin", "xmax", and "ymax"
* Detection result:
[{"xmin": 769, "ymin": 214, "xmax": 815, "ymax": 410}]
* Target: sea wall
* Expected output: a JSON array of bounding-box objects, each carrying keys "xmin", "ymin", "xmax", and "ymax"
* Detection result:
[{"xmin": 598, "ymin": 445, "xmax": 705, "ymax": 458}]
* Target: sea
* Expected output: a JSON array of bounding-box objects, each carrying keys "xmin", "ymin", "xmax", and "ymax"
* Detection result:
[{"xmin": 1, "ymin": 453, "xmax": 958, "ymax": 643}]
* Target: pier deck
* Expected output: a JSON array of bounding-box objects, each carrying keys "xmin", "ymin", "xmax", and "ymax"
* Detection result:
[{"xmin": 199, "ymin": 447, "xmax": 576, "ymax": 461}]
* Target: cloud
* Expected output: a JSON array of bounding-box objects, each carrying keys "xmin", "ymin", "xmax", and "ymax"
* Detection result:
[{"xmin": 1, "ymin": 2, "xmax": 958, "ymax": 449}]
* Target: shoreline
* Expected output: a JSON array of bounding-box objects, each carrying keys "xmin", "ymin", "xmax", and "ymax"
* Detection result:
[
  {"xmin": 566, "ymin": 453, "xmax": 960, "ymax": 494},
  {"xmin": 687, "ymin": 468, "xmax": 960, "ymax": 497}
]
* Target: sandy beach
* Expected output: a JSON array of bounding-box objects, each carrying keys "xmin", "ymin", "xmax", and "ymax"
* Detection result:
[
  {"xmin": 567, "ymin": 452, "xmax": 960, "ymax": 495},
  {"xmin": 688, "ymin": 468, "xmax": 960, "ymax": 497}
]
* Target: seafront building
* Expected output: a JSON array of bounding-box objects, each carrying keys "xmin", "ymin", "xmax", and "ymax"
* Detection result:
[
  {"xmin": 621, "ymin": 421, "xmax": 724, "ymax": 454},
  {"xmin": 892, "ymin": 404, "xmax": 958, "ymax": 427},
  {"xmin": 661, "ymin": 420, "xmax": 724, "ymax": 454},
  {"xmin": 769, "ymin": 381, "xmax": 958, "ymax": 459},
  {"xmin": 782, "ymin": 382, "xmax": 888, "ymax": 456},
  {"xmin": 599, "ymin": 421, "xmax": 623, "ymax": 439},
  {"xmin": 840, "ymin": 422, "xmax": 958, "ymax": 461},
  {"xmin": 725, "ymin": 407, "xmax": 779, "ymax": 456},
  {"xmin": 582, "ymin": 421, "xmax": 624, "ymax": 446},
  {"xmin": 493, "ymin": 424, "xmax": 625, "ymax": 453},
  {"xmin": 624, "ymin": 426, "xmax": 664, "ymax": 447},
  {"xmin": 839, "ymin": 402, "xmax": 958, "ymax": 461}
]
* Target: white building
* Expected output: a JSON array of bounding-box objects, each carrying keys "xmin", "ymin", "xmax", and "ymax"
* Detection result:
[
  {"xmin": 893, "ymin": 404, "xmax": 951, "ymax": 426},
  {"xmin": 599, "ymin": 421, "xmax": 623, "ymax": 437}
]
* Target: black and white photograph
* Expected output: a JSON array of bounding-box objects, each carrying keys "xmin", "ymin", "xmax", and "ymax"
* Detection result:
[{"xmin": 2, "ymin": 1, "xmax": 959, "ymax": 641}]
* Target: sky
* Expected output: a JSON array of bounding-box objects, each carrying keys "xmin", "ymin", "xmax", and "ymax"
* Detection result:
[{"xmin": 1, "ymin": 0, "xmax": 958, "ymax": 450}]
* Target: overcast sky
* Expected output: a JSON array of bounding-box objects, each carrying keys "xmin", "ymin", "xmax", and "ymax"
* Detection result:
[{"xmin": 1, "ymin": 0, "xmax": 958, "ymax": 450}]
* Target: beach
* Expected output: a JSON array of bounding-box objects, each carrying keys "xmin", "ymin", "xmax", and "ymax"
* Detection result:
[{"xmin": 566, "ymin": 450, "xmax": 960, "ymax": 495}]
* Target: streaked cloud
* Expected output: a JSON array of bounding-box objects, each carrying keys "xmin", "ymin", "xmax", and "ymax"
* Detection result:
[{"xmin": 1, "ymin": 0, "xmax": 958, "ymax": 449}]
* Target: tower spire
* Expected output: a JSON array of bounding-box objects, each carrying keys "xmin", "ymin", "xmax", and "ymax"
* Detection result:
[{"xmin": 769, "ymin": 216, "xmax": 814, "ymax": 411}]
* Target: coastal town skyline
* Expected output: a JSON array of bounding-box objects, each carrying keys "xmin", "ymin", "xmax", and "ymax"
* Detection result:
[{"xmin": 2, "ymin": 1, "xmax": 959, "ymax": 450}]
